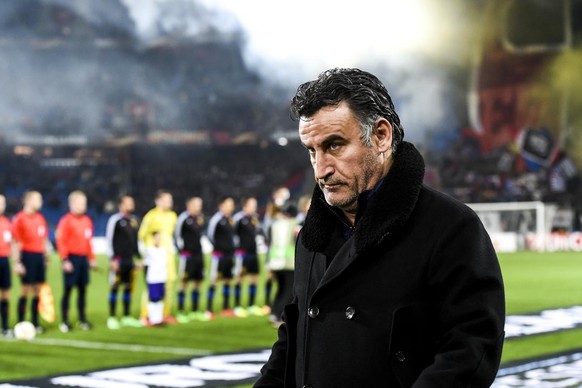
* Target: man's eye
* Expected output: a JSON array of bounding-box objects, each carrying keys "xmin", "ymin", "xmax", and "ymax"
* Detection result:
[{"xmin": 329, "ymin": 143, "xmax": 340, "ymax": 150}]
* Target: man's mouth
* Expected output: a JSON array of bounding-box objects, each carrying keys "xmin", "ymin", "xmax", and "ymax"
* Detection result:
[{"xmin": 320, "ymin": 182, "xmax": 343, "ymax": 191}]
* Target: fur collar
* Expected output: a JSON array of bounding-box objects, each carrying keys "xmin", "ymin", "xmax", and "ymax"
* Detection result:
[{"xmin": 301, "ymin": 141, "xmax": 425, "ymax": 254}]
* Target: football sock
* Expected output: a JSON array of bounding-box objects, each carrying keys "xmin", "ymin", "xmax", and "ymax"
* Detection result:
[
  {"xmin": 222, "ymin": 284, "xmax": 230, "ymax": 310},
  {"xmin": 109, "ymin": 289, "xmax": 117, "ymax": 317},
  {"xmin": 191, "ymin": 289, "xmax": 199, "ymax": 311},
  {"xmin": 61, "ymin": 286, "xmax": 72, "ymax": 322},
  {"xmin": 234, "ymin": 283, "xmax": 241, "ymax": 307},
  {"xmin": 31, "ymin": 297, "xmax": 39, "ymax": 326},
  {"xmin": 249, "ymin": 283, "xmax": 257, "ymax": 306},
  {"xmin": 0, "ymin": 300, "xmax": 8, "ymax": 330},
  {"xmin": 177, "ymin": 290, "xmax": 185, "ymax": 311},
  {"xmin": 18, "ymin": 297, "xmax": 27, "ymax": 322},
  {"xmin": 148, "ymin": 301, "xmax": 163, "ymax": 325},
  {"xmin": 122, "ymin": 288, "xmax": 131, "ymax": 316},
  {"xmin": 265, "ymin": 279, "xmax": 273, "ymax": 307},
  {"xmin": 207, "ymin": 285, "xmax": 215, "ymax": 312}
]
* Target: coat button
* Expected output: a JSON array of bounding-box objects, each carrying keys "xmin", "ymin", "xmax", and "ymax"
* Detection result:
[
  {"xmin": 345, "ymin": 306, "xmax": 356, "ymax": 319},
  {"xmin": 395, "ymin": 350, "xmax": 406, "ymax": 362},
  {"xmin": 307, "ymin": 306, "xmax": 319, "ymax": 319}
]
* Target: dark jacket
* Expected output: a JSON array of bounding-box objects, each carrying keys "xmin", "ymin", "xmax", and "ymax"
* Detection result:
[{"xmin": 255, "ymin": 142, "xmax": 505, "ymax": 388}]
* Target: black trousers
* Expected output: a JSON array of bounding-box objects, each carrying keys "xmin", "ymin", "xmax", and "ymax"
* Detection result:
[{"xmin": 272, "ymin": 270, "xmax": 294, "ymax": 321}]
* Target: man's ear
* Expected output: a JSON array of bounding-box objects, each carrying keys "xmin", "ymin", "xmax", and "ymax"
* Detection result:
[{"xmin": 374, "ymin": 118, "xmax": 393, "ymax": 153}]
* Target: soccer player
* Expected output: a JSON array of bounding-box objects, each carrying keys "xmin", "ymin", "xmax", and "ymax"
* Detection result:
[
  {"xmin": 0, "ymin": 194, "xmax": 12, "ymax": 337},
  {"xmin": 233, "ymin": 196, "xmax": 266, "ymax": 317},
  {"xmin": 138, "ymin": 190, "xmax": 177, "ymax": 322},
  {"xmin": 206, "ymin": 196, "xmax": 236, "ymax": 318},
  {"xmin": 174, "ymin": 196, "xmax": 209, "ymax": 322},
  {"xmin": 144, "ymin": 231, "xmax": 168, "ymax": 326},
  {"xmin": 56, "ymin": 190, "xmax": 97, "ymax": 332},
  {"xmin": 105, "ymin": 195, "xmax": 142, "ymax": 329},
  {"xmin": 11, "ymin": 190, "xmax": 49, "ymax": 333}
]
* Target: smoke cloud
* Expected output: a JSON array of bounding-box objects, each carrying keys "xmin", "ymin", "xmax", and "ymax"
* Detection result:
[
  {"xmin": 0, "ymin": 0, "xmax": 482, "ymax": 146},
  {"xmin": 122, "ymin": 0, "xmax": 482, "ymax": 144}
]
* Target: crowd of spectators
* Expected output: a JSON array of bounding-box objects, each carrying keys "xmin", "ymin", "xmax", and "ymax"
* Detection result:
[{"xmin": 0, "ymin": 142, "xmax": 311, "ymax": 237}]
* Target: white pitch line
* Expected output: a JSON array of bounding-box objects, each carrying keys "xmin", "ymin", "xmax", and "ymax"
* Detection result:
[{"xmin": 29, "ymin": 338, "xmax": 212, "ymax": 356}]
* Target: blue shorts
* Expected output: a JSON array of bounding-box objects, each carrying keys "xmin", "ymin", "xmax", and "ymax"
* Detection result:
[
  {"xmin": 64, "ymin": 255, "xmax": 90, "ymax": 287},
  {"xmin": 21, "ymin": 251, "xmax": 46, "ymax": 285},
  {"xmin": 148, "ymin": 283, "xmax": 165, "ymax": 302},
  {"xmin": 0, "ymin": 257, "xmax": 11, "ymax": 290}
]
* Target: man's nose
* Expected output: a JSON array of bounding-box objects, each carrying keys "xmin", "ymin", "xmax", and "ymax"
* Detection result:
[{"xmin": 314, "ymin": 153, "xmax": 334, "ymax": 181}]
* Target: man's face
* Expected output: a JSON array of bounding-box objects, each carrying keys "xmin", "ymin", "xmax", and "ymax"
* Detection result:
[
  {"xmin": 120, "ymin": 196, "xmax": 135, "ymax": 214},
  {"xmin": 299, "ymin": 102, "xmax": 391, "ymax": 216},
  {"xmin": 219, "ymin": 198, "xmax": 235, "ymax": 217},
  {"xmin": 156, "ymin": 193, "xmax": 173, "ymax": 211},
  {"xmin": 26, "ymin": 192, "xmax": 43, "ymax": 212},
  {"xmin": 272, "ymin": 188, "xmax": 289, "ymax": 207},
  {"xmin": 187, "ymin": 197, "xmax": 202, "ymax": 215},
  {"xmin": 70, "ymin": 194, "xmax": 87, "ymax": 215},
  {"xmin": 243, "ymin": 198, "xmax": 257, "ymax": 214}
]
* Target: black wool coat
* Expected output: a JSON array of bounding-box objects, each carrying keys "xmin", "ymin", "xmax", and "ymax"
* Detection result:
[{"xmin": 255, "ymin": 142, "xmax": 505, "ymax": 388}]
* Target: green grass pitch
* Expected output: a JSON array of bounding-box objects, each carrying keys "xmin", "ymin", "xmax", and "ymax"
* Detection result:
[{"xmin": 1, "ymin": 250, "xmax": 582, "ymax": 387}]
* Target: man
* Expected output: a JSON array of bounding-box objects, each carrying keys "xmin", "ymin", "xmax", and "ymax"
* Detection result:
[
  {"xmin": 138, "ymin": 190, "xmax": 177, "ymax": 322},
  {"xmin": 11, "ymin": 190, "xmax": 49, "ymax": 333},
  {"xmin": 174, "ymin": 196, "xmax": 209, "ymax": 322},
  {"xmin": 233, "ymin": 196, "xmax": 267, "ymax": 317},
  {"xmin": 266, "ymin": 202, "xmax": 299, "ymax": 328},
  {"xmin": 105, "ymin": 195, "xmax": 142, "ymax": 329},
  {"xmin": 263, "ymin": 186, "xmax": 290, "ymax": 310},
  {"xmin": 255, "ymin": 68, "xmax": 505, "ymax": 387},
  {"xmin": 0, "ymin": 195, "xmax": 12, "ymax": 336},
  {"xmin": 56, "ymin": 190, "xmax": 97, "ymax": 332},
  {"xmin": 206, "ymin": 196, "xmax": 236, "ymax": 318}
]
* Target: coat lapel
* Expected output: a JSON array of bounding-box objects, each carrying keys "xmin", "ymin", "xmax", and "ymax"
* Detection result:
[{"xmin": 315, "ymin": 235, "xmax": 357, "ymax": 292}]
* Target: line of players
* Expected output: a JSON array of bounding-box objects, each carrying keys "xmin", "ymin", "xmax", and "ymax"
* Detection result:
[
  {"xmin": 0, "ymin": 186, "xmax": 304, "ymax": 336},
  {"xmin": 0, "ymin": 190, "xmax": 96, "ymax": 337},
  {"xmin": 108, "ymin": 188, "xmax": 303, "ymax": 329}
]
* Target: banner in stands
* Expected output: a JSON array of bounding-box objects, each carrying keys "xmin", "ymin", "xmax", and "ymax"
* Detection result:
[
  {"xmin": 488, "ymin": 232, "xmax": 582, "ymax": 252},
  {"xmin": 526, "ymin": 232, "xmax": 582, "ymax": 251}
]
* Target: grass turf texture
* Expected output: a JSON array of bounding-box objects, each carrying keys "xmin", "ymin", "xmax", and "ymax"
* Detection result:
[{"xmin": 1, "ymin": 251, "xmax": 582, "ymax": 387}]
